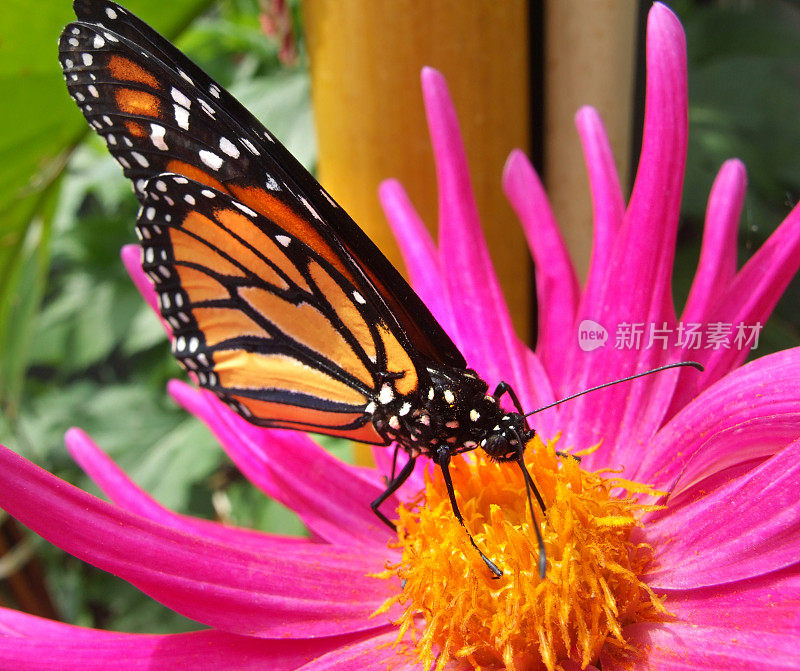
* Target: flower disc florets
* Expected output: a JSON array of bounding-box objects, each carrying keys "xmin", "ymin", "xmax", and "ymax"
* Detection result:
[{"xmin": 375, "ymin": 437, "xmax": 669, "ymax": 671}]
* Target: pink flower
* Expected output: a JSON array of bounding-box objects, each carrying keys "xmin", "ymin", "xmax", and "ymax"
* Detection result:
[{"xmin": 2, "ymin": 3, "xmax": 799, "ymax": 669}]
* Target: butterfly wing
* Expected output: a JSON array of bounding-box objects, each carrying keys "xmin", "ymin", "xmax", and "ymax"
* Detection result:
[
  {"xmin": 59, "ymin": 0, "xmax": 465, "ymax": 378},
  {"xmin": 137, "ymin": 173, "xmax": 422, "ymax": 443}
]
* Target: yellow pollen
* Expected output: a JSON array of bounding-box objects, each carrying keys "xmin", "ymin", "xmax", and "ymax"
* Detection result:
[{"xmin": 373, "ymin": 436, "xmax": 670, "ymax": 671}]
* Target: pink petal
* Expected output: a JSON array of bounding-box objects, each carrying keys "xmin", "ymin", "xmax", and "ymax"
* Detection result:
[
  {"xmin": 575, "ymin": 106, "xmax": 625, "ymax": 319},
  {"xmin": 121, "ymin": 244, "xmax": 165, "ymax": 330},
  {"xmin": 421, "ymin": 67, "xmax": 545, "ymax": 414},
  {"xmin": 642, "ymin": 438, "xmax": 800, "ymax": 589},
  {"xmin": 295, "ymin": 630, "xmax": 418, "ymax": 670},
  {"xmin": 64, "ymin": 427, "xmax": 311, "ymax": 552},
  {"xmin": 680, "ymin": 159, "xmax": 746, "ymax": 326},
  {"xmin": 503, "ymin": 149, "xmax": 579, "ymax": 388},
  {"xmin": 602, "ymin": 622, "xmax": 800, "ymax": 671},
  {"xmin": 0, "ymin": 445, "xmax": 397, "ymax": 638},
  {"xmin": 669, "ymin": 198, "xmax": 800, "ymax": 414},
  {"xmin": 168, "ymin": 380, "xmax": 399, "ymax": 546},
  {"xmin": 663, "ymin": 565, "xmax": 800, "ymax": 632},
  {"xmin": 0, "ymin": 608, "xmax": 388, "ymax": 671},
  {"xmin": 560, "ymin": 3, "xmax": 689, "ymax": 461},
  {"xmin": 634, "ymin": 346, "xmax": 800, "ymax": 490},
  {"xmin": 378, "ymin": 178, "xmax": 457, "ymax": 338}
]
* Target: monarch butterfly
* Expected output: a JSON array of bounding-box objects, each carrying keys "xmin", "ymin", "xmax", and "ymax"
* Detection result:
[{"xmin": 60, "ymin": 1, "xmax": 700, "ymax": 578}]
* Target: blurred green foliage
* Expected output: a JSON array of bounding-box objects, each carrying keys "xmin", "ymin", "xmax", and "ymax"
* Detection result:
[{"xmin": 0, "ymin": 0, "xmax": 798, "ymax": 635}]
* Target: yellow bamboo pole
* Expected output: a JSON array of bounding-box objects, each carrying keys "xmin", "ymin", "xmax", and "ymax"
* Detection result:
[
  {"xmin": 303, "ymin": 0, "xmax": 531, "ymax": 337},
  {"xmin": 543, "ymin": 1, "xmax": 638, "ymax": 279}
]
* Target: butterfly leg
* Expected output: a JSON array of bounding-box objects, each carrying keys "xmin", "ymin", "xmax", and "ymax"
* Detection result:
[
  {"xmin": 435, "ymin": 445, "xmax": 503, "ymax": 578},
  {"xmin": 371, "ymin": 453, "xmax": 417, "ymax": 530},
  {"xmin": 388, "ymin": 443, "xmax": 401, "ymax": 482}
]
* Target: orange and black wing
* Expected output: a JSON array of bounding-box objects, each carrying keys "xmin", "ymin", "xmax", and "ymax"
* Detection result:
[
  {"xmin": 59, "ymin": 0, "xmax": 465, "ymax": 387},
  {"xmin": 136, "ymin": 173, "xmax": 421, "ymax": 443}
]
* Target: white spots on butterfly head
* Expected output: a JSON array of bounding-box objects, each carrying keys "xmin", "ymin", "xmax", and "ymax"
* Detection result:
[
  {"xmin": 219, "ymin": 136, "xmax": 240, "ymax": 159},
  {"xmin": 184, "ymin": 194, "xmax": 196, "ymax": 205},
  {"xmin": 82, "ymin": 53, "xmax": 93, "ymax": 66},
  {"xmin": 265, "ymin": 175, "xmax": 280, "ymax": 191},
  {"xmin": 445, "ymin": 420, "xmax": 459, "ymax": 429},
  {"xmin": 419, "ymin": 413, "xmax": 431, "ymax": 426},
  {"xmin": 130, "ymin": 151, "xmax": 149, "ymax": 168},
  {"xmin": 233, "ymin": 201, "xmax": 258, "ymax": 218},
  {"xmin": 428, "ymin": 387, "xmax": 435, "ymax": 401},
  {"xmin": 174, "ymin": 105, "xmax": 190, "ymax": 130},
  {"xmin": 470, "ymin": 409, "xmax": 481, "ymax": 422},
  {"xmin": 275, "ymin": 234, "xmax": 291, "ymax": 247},
  {"xmin": 105, "ymin": 6, "xmax": 118, "ymax": 19},
  {"xmin": 443, "ymin": 389, "xmax": 456, "ymax": 405},
  {"xmin": 364, "ymin": 401, "xmax": 377, "ymax": 415},
  {"xmin": 93, "ymin": 35, "xmax": 105, "ymax": 49},
  {"xmin": 150, "ymin": 123, "xmax": 168, "ymax": 151},
  {"xmin": 352, "ymin": 291, "xmax": 366, "ymax": 305},
  {"xmin": 199, "ymin": 150, "xmax": 223, "ymax": 171},
  {"xmin": 399, "ymin": 402, "xmax": 412, "ymax": 416},
  {"xmin": 388, "ymin": 416, "xmax": 401, "ymax": 431},
  {"xmin": 378, "ymin": 384, "xmax": 394, "ymax": 405}
]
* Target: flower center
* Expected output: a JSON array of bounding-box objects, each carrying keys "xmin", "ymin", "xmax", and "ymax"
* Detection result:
[{"xmin": 374, "ymin": 436, "xmax": 669, "ymax": 671}]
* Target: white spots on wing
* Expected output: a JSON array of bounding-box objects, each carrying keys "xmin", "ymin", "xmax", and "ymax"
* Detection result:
[
  {"xmin": 263, "ymin": 130, "xmax": 275, "ymax": 143},
  {"xmin": 175, "ymin": 336, "xmax": 186, "ymax": 352},
  {"xmin": 178, "ymin": 70, "xmax": 194, "ymax": 86},
  {"xmin": 93, "ymin": 35, "xmax": 105, "ymax": 49},
  {"xmin": 275, "ymin": 234, "xmax": 291, "ymax": 247},
  {"xmin": 174, "ymin": 177, "xmax": 189, "ymax": 184},
  {"xmin": 74, "ymin": 91, "xmax": 85, "ymax": 102},
  {"xmin": 171, "ymin": 87, "xmax": 191, "ymax": 109},
  {"xmin": 88, "ymin": 84, "xmax": 99, "ymax": 97},
  {"xmin": 155, "ymin": 180, "xmax": 167, "ymax": 192},
  {"xmin": 219, "ymin": 136, "xmax": 239, "ymax": 158},
  {"xmin": 197, "ymin": 353, "xmax": 209, "ymax": 367},
  {"xmin": 364, "ymin": 401, "xmax": 377, "ymax": 414},
  {"xmin": 199, "ymin": 150, "xmax": 223, "ymax": 171},
  {"xmin": 199, "ymin": 99, "xmax": 215, "ymax": 117},
  {"xmin": 158, "ymin": 265, "xmax": 171, "ymax": 278},
  {"xmin": 64, "ymin": 58, "xmax": 74, "ymax": 69},
  {"xmin": 70, "ymin": 28, "xmax": 80, "ymax": 36},
  {"xmin": 233, "ymin": 201, "xmax": 258, "ymax": 217},
  {"xmin": 102, "ymin": 115, "xmax": 112, "ymax": 126},
  {"xmin": 298, "ymin": 195, "xmax": 322, "ymax": 221},
  {"xmin": 70, "ymin": 73, "xmax": 78, "ymax": 81},
  {"xmin": 209, "ymin": 84, "xmax": 220, "ymax": 98},
  {"xmin": 91, "ymin": 120, "xmax": 103, "ymax": 130},
  {"xmin": 150, "ymin": 123, "xmax": 168, "ymax": 150},
  {"xmin": 144, "ymin": 246, "xmax": 154, "ymax": 263},
  {"xmin": 82, "ymin": 53, "xmax": 93, "ymax": 66},
  {"xmin": 352, "ymin": 291, "xmax": 366, "ymax": 305},
  {"xmin": 241, "ymin": 138, "xmax": 259, "ymax": 155},
  {"xmin": 145, "ymin": 206, "xmax": 155, "ymax": 220},
  {"xmin": 173, "ymin": 105, "xmax": 190, "ymax": 130},
  {"xmin": 130, "ymin": 151, "xmax": 149, "ymax": 167},
  {"xmin": 68, "ymin": 38, "xmax": 79, "ymax": 47},
  {"xmin": 265, "ymin": 175, "xmax": 280, "ymax": 191},
  {"xmin": 188, "ymin": 336, "xmax": 199, "ymax": 352},
  {"xmin": 104, "ymin": 32, "xmax": 119, "ymax": 43},
  {"xmin": 184, "ymin": 194, "xmax": 196, "ymax": 205},
  {"xmin": 117, "ymin": 156, "xmax": 130, "ymax": 169},
  {"xmin": 201, "ymin": 189, "xmax": 216, "ymax": 198},
  {"xmin": 123, "ymin": 136, "xmax": 133, "ymax": 147},
  {"xmin": 379, "ymin": 384, "xmax": 394, "ymax": 404},
  {"xmin": 320, "ymin": 188, "xmax": 338, "ymax": 208},
  {"xmin": 105, "ymin": 7, "xmax": 118, "ymax": 19}
]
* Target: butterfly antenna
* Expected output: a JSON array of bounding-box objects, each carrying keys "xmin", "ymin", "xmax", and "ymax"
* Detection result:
[
  {"xmin": 516, "ymin": 442, "xmax": 547, "ymax": 579},
  {"xmin": 525, "ymin": 361, "xmax": 704, "ymax": 417}
]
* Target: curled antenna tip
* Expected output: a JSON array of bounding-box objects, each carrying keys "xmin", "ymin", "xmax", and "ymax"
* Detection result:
[{"xmin": 686, "ymin": 361, "xmax": 704, "ymax": 372}]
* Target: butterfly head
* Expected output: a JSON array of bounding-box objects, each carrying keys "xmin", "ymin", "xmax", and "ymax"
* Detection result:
[{"xmin": 479, "ymin": 413, "xmax": 534, "ymax": 463}]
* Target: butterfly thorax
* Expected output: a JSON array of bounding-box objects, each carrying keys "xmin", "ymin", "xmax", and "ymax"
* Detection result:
[{"xmin": 369, "ymin": 365, "xmax": 530, "ymax": 461}]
